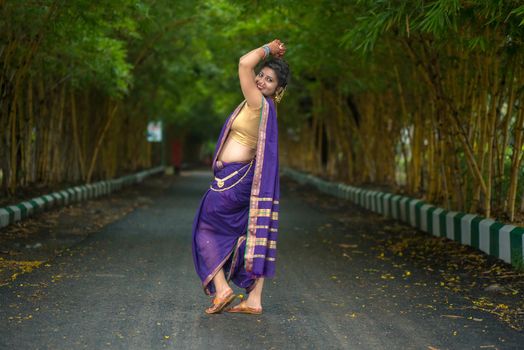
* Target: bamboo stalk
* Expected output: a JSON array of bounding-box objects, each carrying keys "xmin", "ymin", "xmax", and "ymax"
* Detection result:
[
  {"xmin": 26, "ymin": 77, "xmax": 34, "ymax": 184},
  {"xmin": 70, "ymin": 87, "xmax": 86, "ymax": 179},
  {"xmin": 500, "ymin": 60, "xmax": 516, "ymax": 212},
  {"xmin": 405, "ymin": 37, "xmax": 488, "ymax": 201},
  {"xmin": 8, "ymin": 74, "xmax": 21, "ymax": 194},
  {"xmin": 507, "ymin": 104, "xmax": 524, "ymax": 221},
  {"xmin": 86, "ymin": 102, "xmax": 119, "ymax": 183},
  {"xmin": 483, "ymin": 57, "xmax": 501, "ymax": 218}
]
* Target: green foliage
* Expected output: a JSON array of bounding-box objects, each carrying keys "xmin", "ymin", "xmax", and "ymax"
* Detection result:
[
  {"xmin": 3, "ymin": 0, "xmax": 524, "ymax": 158},
  {"xmin": 3, "ymin": 0, "xmax": 524, "ymax": 119},
  {"xmin": 0, "ymin": 1, "xmax": 143, "ymax": 96}
]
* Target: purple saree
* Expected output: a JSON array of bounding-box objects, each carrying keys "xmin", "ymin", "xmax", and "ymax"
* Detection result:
[{"xmin": 192, "ymin": 97, "xmax": 280, "ymax": 295}]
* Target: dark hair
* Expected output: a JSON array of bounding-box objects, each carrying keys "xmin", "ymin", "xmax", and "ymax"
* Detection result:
[{"xmin": 261, "ymin": 58, "xmax": 290, "ymax": 88}]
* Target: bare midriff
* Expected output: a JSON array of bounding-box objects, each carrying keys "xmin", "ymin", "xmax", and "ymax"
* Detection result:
[{"xmin": 218, "ymin": 136, "xmax": 256, "ymax": 163}]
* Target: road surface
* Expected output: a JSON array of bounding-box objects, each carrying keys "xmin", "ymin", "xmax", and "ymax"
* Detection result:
[{"xmin": 1, "ymin": 170, "xmax": 522, "ymax": 349}]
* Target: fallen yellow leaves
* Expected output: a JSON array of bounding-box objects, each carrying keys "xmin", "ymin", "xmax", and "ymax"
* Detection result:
[
  {"xmin": 0, "ymin": 257, "xmax": 44, "ymax": 282},
  {"xmin": 380, "ymin": 273, "xmax": 395, "ymax": 280},
  {"xmin": 496, "ymin": 303, "xmax": 509, "ymax": 310},
  {"xmin": 8, "ymin": 313, "xmax": 33, "ymax": 323},
  {"xmin": 416, "ymin": 303, "xmax": 436, "ymax": 311},
  {"xmin": 51, "ymin": 274, "xmax": 63, "ymax": 283},
  {"xmin": 364, "ymin": 268, "xmax": 379, "ymax": 273},
  {"xmin": 460, "ymin": 297, "xmax": 521, "ymax": 331}
]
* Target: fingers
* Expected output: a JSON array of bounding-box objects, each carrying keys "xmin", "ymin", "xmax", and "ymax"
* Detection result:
[
  {"xmin": 276, "ymin": 42, "xmax": 286, "ymax": 58},
  {"xmin": 278, "ymin": 46, "xmax": 286, "ymax": 58},
  {"xmin": 267, "ymin": 39, "xmax": 286, "ymax": 58}
]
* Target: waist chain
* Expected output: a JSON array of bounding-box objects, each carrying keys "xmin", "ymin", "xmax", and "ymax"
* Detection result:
[{"xmin": 210, "ymin": 160, "xmax": 253, "ymax": 192}]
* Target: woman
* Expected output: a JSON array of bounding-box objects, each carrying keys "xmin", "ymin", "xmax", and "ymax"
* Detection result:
[{"xmin": 192, "ymin": 39, "xmax": 289, "ymax": 315}]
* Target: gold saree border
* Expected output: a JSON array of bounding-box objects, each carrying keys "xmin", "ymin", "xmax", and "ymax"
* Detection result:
[
  {"xmin": 227, "ymin": 236, "xmax": 246, "ymax": 281},
  {"xmin": 245, "ymin": 97, "xmax": 270, "ymax": 272},
  {"xmin": 202, "ymin": 235, "xmax": 246, "ymax": 296}
]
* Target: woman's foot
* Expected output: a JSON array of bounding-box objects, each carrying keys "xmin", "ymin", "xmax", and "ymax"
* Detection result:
[
  {"xmin": 215, "ymin": 287, "xmax": 234, "ymax": 300},
  {"xmin": 205, "ymin": 288, "xmax": 236, "ymax": 314},
  {"xmin": 227, "ymin": 278, "xmax": 264, "ymax": 314},
  {"xmin": 226, "ymin": 300, "xmax": 263, "ymax": 315}
]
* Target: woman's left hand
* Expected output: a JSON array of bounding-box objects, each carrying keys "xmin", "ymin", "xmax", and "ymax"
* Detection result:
[{"xmin": 267, "ymin": 39, "xmax": 286, "ymax": 58}]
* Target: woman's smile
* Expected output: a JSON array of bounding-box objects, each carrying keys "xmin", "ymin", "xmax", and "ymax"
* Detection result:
[{"xmin": 255, "ymin": 67, "xmax": 279, "ymax": 96}]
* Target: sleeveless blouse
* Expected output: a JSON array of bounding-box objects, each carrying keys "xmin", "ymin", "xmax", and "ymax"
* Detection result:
[{"xmin": 229, "ymin": 103, "xmax": 261, "ymax": 149}]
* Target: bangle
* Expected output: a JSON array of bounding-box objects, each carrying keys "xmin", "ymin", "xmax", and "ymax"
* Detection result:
[{"xmin": 262, "ymin": 45, "xmax": 270, "ymax": 58}]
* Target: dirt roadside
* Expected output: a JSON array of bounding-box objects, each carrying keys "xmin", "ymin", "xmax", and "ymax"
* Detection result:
[{"xmin": 0, "ymin": 175, "xmax": 176, "ymax": 286}]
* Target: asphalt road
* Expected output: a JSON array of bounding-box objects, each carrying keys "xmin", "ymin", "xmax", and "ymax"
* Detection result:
[{"xmin": 1, "ymin": 170, "xmax": 522, "ymax": 349}]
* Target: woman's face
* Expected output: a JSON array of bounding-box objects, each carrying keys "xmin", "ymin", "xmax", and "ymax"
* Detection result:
[{"xmin": 255, "ymin": 67, "xmax": 279, "ymax": 97}]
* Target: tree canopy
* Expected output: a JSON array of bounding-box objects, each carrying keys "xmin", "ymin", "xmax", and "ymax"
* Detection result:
[{"xmin": 2, "ymin": 0, "xmax": 524, "ymax": 222}]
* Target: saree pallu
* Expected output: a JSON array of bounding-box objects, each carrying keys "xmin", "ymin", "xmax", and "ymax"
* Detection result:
[
  {"xmin": 192, "ymin": 159, "xmax": 257, "ymax": 295},
  {"xmin": 192, "ymin": 96, "xmax": 279, "ymax": 296}
]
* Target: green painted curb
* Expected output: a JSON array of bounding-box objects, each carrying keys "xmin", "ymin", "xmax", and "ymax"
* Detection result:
[
  {"xmin": 0, "ymin": 166, "xmax": 165, "ymax": 230},
  {"xmin": 282, "ymin": 167, "xmax": 524, "ymax": 269}
]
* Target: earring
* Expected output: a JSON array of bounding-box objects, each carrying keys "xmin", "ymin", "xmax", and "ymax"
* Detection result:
[{"xmin": 274, "ymin": 86, "xmax": 286, "ymax": 103}]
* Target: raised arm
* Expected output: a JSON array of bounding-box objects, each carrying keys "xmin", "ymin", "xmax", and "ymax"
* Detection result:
[{"xmin": 238, "ymin": 40, "xmax": 286, "ymax": 108}]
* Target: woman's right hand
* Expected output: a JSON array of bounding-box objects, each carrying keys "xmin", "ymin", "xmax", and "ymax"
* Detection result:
[{"xmin": 266, "ymin": 39, "xmax": 286, "ymax": 58}]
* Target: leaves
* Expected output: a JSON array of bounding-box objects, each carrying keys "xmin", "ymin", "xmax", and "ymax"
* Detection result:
[
  {"xmin": 0, "ymin": 258, "xmax": 43, "ymax": 282},
  {"xmin": 511, "ymin": 5, "xmax": 524, "ymax": 26}
]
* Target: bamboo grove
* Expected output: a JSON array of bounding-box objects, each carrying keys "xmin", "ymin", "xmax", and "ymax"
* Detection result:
[
  {"xmin": 0, "ymin": 0, "xmax": 197, "ymax": 196},
  {"xmin": 274, "ymin": 0, "xmax": 524, "ymax": 222},
  {"xmin": 2, "ymin": 1, "xmax": 524, "ymax": 223}
]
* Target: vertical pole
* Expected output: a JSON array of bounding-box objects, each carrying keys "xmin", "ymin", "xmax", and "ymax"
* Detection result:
[{"xmin": 161, "ymin": 121, "xmax": 165, "ymax": 167}]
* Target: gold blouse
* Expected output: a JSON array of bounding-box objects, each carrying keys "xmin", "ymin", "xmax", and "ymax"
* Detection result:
[{"xmin": 229, "ymin": 102, "xmax": 261, "ymax": 149}]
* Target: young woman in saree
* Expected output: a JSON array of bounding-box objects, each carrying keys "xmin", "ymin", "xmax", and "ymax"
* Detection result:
[{"xmin": 192, "ymin": 39, "xmax": 289, "ymax": 315}]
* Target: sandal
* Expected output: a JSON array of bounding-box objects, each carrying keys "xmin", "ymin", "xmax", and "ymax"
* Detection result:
[
  {"xmin": 226, "ymin": 301, "xmax": 263, "ymax": 315},
  {"xmin": 205, "ymin": 291, "xmax": 236, "ymax": 314}
]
